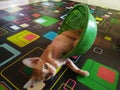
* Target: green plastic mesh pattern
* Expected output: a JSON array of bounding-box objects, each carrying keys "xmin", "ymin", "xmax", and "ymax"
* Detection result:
[{"xmin": 59, "ymin": 6, "xmax": 87, "ymax": 33}]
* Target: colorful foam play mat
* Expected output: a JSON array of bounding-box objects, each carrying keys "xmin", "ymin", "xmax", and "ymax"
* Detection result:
[{"xmin": 0, "ymin": 0, "xmax": 120, "ymax": 90}]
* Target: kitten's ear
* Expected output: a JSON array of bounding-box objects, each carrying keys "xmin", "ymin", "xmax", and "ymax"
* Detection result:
[{"xmin": 22, "ymin": 57, "xmax": 40, "ymax": 68}]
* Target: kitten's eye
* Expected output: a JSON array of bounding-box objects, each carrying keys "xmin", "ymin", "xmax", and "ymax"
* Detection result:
[{"xmin": 44, "ymin": 64, "xmax": 48, "ymax": 69}]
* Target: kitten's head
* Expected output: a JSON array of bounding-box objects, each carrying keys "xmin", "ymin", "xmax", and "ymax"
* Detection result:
[{"xmin": 22, "ymin": 57, "xmax": 56, "ymax": 88}]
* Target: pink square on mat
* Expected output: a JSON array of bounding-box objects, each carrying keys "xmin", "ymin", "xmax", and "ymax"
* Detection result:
[
  {"xmin": 32, "ymin": 13, "xmax": 41, "ymax": 17},
  {"xmin": 72, "ymin": 56, "xmax": 78, "ymax": 59},
  {"xmin": 24, "ymin": 34, "xmax": 37, "ymax": 41},
  {"xmin": 97, "ymin": 66, "xmax": 116, "ymax": 84}
]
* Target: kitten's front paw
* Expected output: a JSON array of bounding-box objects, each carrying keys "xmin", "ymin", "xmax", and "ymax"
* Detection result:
[
  {"xmin": 79, "ymin": 70, "xmax": 89, "ymax": 77},
  {"xmin": 83, "ymin": 70, "xmax": 89, "ymax": 77}
]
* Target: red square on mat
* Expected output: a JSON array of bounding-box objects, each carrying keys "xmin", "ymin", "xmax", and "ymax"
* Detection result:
[
  {"xmin": 24, "ymin": 34, "xmax": 37, "ymax": 41},
  {"xmin": 32, "ymin": 13, "xmax": 41, "ymax": 17},
  {"xmin": 97, "ymin": 66, "xmax": 116, "ymax": 83}
]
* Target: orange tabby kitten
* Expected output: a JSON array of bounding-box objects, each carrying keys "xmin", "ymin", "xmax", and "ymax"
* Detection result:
[{"xmin": 23, "ymin": 30, "xmax": 89, "ymax": 88}]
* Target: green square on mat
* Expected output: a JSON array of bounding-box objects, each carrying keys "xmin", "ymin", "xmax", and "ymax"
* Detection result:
[
  {"xmin": 34, "ymin": 15, "xmax": 58, "ymax": 26},
  {"xmin": 77, "ymin": 59, "xmax": 119, "ymax": 90},
  {"xmin": 0, "ymin": 84, "xmax": 7, "ymax": 90},
  {"xmin": 23, "ymin": 67, "xmax": 33, "ymax": 76},
  {"xmin": 110, "ymin": 18, "xmax": 120, "ymax": 24}
]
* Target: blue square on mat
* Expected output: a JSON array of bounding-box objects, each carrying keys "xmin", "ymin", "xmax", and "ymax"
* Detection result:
[{"xmin": 43, "ymin": 31, "xmax": 57, "ymax": 40}]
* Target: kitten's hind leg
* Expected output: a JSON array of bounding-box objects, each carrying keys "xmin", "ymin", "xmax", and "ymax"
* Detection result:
[{"xmin": 66, "ymin": 58, "xmax": 89, "ymax": 76}]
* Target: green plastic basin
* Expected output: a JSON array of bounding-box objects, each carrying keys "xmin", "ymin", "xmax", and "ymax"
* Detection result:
[{"xmin": 58, "ymin": 4, "xmax": 97, "ymax": 58}]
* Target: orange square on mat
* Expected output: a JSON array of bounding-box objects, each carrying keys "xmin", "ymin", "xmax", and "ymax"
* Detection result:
[
  {"xmin": 97, "ymin": 66, "xmax": 116, "ymax": 83},
  {"xmin": 23, "ymin": 34, "xmax": 37, "ymax": 41}
]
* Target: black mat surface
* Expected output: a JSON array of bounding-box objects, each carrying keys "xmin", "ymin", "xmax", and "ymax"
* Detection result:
[{"xmin": 0, "ymin": 0, "xmax": 120, "ymax": 90}]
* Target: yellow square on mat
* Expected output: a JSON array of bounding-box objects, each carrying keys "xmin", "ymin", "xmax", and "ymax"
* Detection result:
[
  {"xmin": 20, "ymin": 23, "xmax": 29, "ymax": 28},
  {"xmin": 7, "ymin": 30, "xmax": 40, "ymax": 47},
  {"xmin": 95, "ymin": 17, "xmax": 103, "ymax": 21},
  {"xmin": 104, "ymin": 36, "xmax": 112, "ymax": 41}
]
